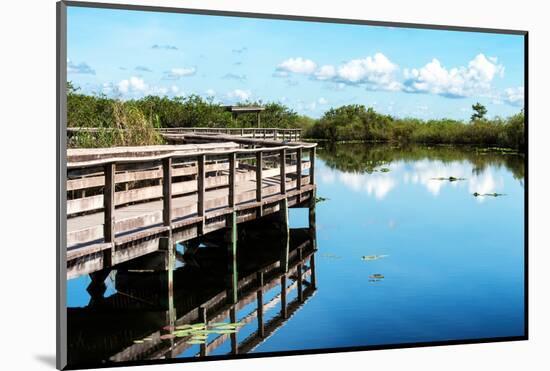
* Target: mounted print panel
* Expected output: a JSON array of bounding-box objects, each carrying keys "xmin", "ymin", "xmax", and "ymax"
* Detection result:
[{"xmin": 57, "ymin": 1, "xmax": 527, "ymax": 369}]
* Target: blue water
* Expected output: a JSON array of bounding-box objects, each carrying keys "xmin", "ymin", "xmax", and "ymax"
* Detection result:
[
  {"xmin": 254, "ymin": 144, "xmax": 525, "ymax": 352},
  {"xmin": 66, "ymin": 144, "xmax": 525, "ymax": 362}
]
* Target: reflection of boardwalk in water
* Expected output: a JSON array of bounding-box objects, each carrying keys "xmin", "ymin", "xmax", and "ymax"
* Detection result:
[{"xmin": 67, "ymin": 218, "xmax": 317, "ymax": 367}]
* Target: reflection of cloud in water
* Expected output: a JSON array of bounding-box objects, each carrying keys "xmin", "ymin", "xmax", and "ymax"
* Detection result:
[
  {"xmin": 319, "ymin": 160, "xmax": 504, "ymax": 200},
  {"xmin": 403, "ymin": 160, "xmax": 469, "ymax": 196},
  {"xmin": 339, "ymin": 172, "xmax": 396, "ymax": 200},
  {"xmin": 469, "ymin": 170, "xmax": 504, "ymax": 202}
]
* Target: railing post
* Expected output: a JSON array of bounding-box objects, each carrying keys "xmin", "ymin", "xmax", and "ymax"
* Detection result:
[
  {"xmin": 241, "ymin": 128, "xmax": 244, "ymax": 137},
  {"xmin": 310, "ymin": 254, "xmax": 317, "ymax": 289},
  {"xmin": 256, "ymin": 271, "xmax": 264, "ymax": 337},
  {"xmin": 103, "ymin": 163, "xmax": 115, "ymax": 243},
  {"xmin": 256, "ymin": 151, "xmax": 263, "ymax": 203},
  {"xmin": 162, "ymin": 157, "xmax": 172, "ymax": 226},
  {"xmin": 199, "ymin": 306, "xmax": 207, "ymax": 356},
  {"xmin": 256, "ymin": 151, "xmax": 263, "ymax": 216},
  {"xmin": 229, "ymin": 152, "xmax": 236, "ymax": 208},
  {"xmin": 279, "ymin": 148, "xmax": 286, "ymax": 194},
  {"xmin": 197, "ymin": 154, "xmax": 205, "ymax": 232},
  {"xmin": 296, "ymin": 147, "xmax": 302, "ymax": 191},
  {"xmin": 103, "ymin": 162, "xmax": 115, "ymax": 267},
  {"xmin": 281, "ymin": 275, "xmax": 287, "ymax": 319},
  {"xmin": 309, "ymin": 147, "xmax": 315, "ymax": 185},
  {"xmin": 263, "ymin": 129, "xmax": 266, "ymax": 140},
  {"xmin": 297, "ymin": 247, "xmax": 303, "ymax": 302}
]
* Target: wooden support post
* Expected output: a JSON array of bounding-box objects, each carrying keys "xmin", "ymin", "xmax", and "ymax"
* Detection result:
[
  {"xmin": 309, "ymin": 147, "xmax": 316, "ymax": 185},
  {"xmin": 263, "ymin": 129, "xmax": 266, "ymax": 140},
  {"xmin": 296, "ymin": 147, "xmax": 302, "ymax": 191},
  {"xmin": 256, "ymin": 271, "xmax": 264, "ymax": 337},
  {"xmin": 241, "ymin": 128, "xmax": 244, "ymax": 136},
  {"xmin": 103, "ymin": 162, "xmax": 115, "ymax": 268},
  {"xmin": 197, "ymin": 155, "xmax": 205, "ymax": 233},
  {"xmin": 279, "ymin": 148, "xmax": 286, "ymax": 194},
  {"xmin": 256, "ymin": 151, "xmax": 263, "ymax": 216},
  {"xmin": 309, "ymin": 192, "xmax": 317, "ymax": 251},
  {"xmin": 230, "ymin": 307, "xmax": 238, "ymax": 354},
  {"xmin": 310, "ymin": 254, "xmax": 317, "ymax": 289},
  {"xmin": 297, "ymin": 247, "xmax": 303, "ymax": 302},
  {"xmin": 227, "ymin": 211, "xmax": 238, "ymax": 304},
  {"xmin": 281, "ymin": 275, "xmax": 288, "ymax": 319},
  {"xmin": 199, "ymin": 306, "xmax": 207, "ymax": 357},
  {"xmin": 280, "ymin": 198, "xmax": 289, "ymax": 274},
  {"xmin": 228, "ymin": 152, "xmax": 236, "ymax": 208},
  {"xmin": 86, "ymin": 269, "xmax": 110, "ymax": 305},
  {"xmin": 257, "ymin": 112, "xmax": 261, "ymax": 128},
  {"xmin": 162, "ymin": 157, "xmax": 172, "ymax": 227}
]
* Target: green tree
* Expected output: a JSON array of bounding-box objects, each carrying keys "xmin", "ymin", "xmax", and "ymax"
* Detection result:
[{"xmin": 471, "ymin": 102, "xmax": 488, "ymax": 121}]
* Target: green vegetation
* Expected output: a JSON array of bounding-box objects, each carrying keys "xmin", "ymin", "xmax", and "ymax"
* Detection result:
[
  {"xmin": 306, "ymin": 103, "xmax": 525, "ymax": 151},
  {"xmin": 68, "ymin": 82, "xmax": 524, "ymax": 151}
]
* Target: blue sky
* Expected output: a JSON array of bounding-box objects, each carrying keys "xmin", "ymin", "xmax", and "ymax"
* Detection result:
[{"xmin": 67, "ymin": 6, "xmax": 525, "ymax": 120}]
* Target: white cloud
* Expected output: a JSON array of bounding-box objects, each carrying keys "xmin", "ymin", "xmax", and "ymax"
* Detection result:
[
  {"xmin": 502, "ymin": 86, "xmax": 524, "ymax": 107},
  {"xmin": 276, "ymin": 57, "xmax": 317, "ymax": 75},
  {"xmin": 67, "ymin": 59, "xmax": 95, "ymax": 75},
  {"xmin": 117, "ymin": 76, "xmax": 148, "ymax": 94},
  {"xmin": 403, "ymin": 53, "xmax": 504, "ymax": 97},
  {"xmin": 318, "ymin": 97, "xmax": 328, "ymax": 105},
  {"xmin": 170, "ymin": 67, "xmax": 196, "ymax": 77},
  {"xmin": 205, "ymin": 89, "xmax": 216, "ymax": 97},
  {"xmin": 227, "ymin": 89, "xmax": 251, "ymax": 101},
  {"xmin": 314, "ymin": 65, "xmax": 336, "ymax": 80},
  {"xmin": 336, "ymin": 53, "xmax": 400, "ymax": 90}
]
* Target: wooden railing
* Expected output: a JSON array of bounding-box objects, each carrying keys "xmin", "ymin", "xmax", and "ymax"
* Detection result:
[
  {"xmin": 67, "ymin": 144, "xmax": 316, "ymax": 249},
  {"xmin": 67, "ymin": 127, "xmax": 302, "ymax": 142},
  {"xmin": 157, "ymin": 127, "xmax": 302, "ymax": 141}
]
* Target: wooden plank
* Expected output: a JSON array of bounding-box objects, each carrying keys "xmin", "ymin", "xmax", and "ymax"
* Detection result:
[
  {"xmin": 67, "ymin": 195, "xmax": 103, "ymax": 215},
  {"xmin": 115, "ymin": 185, "xmax": 162, "ymax": 206},
  {"xmin": 67, "ymin": 225, "xmax": 103, "ymax": 247},
  {"xmin": 115, "ymin": 210, "xmax": 163, "ymax": 234}
]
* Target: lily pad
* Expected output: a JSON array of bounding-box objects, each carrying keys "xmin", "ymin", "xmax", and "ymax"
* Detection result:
[
  {"xmin": 369, "ymin": 273, "xmax": 385, "ymax": 279},
  {"xmin": 362, "ymin": 255, "xmax": 388, "ymax": 261},
  {"xmin": 379, "ymin": 168, "xmax": 390, "ymax": 173},
  {"xmin": 186, "ymin": 340, "xmax": 206, "ymax": 345},
  {"xmin": 160, "ymin": 334, "xmax": 175, "ymax": 340}
]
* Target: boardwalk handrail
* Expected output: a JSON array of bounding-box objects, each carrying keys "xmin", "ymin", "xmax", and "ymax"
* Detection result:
[
  {"xmin": 66, "ymin": 143, "xmax": 316, "ymax": 275},
  {"xmin": 67, "ymin": 126, "xmax": 303, "ymax": 142},
  {"xmin": 67, "ymin": 142, "xmax": 316, "ymax": 169}
]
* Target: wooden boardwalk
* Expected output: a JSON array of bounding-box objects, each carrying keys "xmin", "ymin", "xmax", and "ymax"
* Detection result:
[{"xmin": 66, "ymin": 138, "xmax": 316, "ymax": 279}]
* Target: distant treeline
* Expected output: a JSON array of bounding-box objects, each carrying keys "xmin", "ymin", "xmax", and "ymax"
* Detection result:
[{"xmin": 67, "ymin": 82, "xmax": 524, "ymax": 150}]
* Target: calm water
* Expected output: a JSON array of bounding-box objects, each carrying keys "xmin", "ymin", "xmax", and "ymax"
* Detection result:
[{"xmin": 67, "ymin": 143, "xmax": 525, "ymax": 366}]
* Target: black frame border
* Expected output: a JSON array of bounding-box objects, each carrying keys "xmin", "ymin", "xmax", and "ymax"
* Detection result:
[{"xmin": 56, "ymin": 1, "xmax": 529, "ymax": 370}]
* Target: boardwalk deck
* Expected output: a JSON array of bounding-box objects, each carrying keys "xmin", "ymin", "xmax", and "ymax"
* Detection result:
[{"xmin": 66, "ymin": 140, "xmax": 316, "ymax": 279}]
